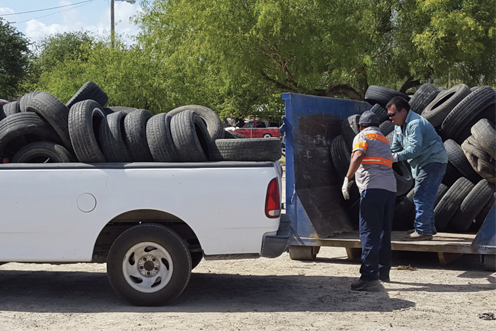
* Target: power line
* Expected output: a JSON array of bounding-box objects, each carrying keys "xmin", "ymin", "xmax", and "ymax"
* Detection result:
[
  {"xmin": 0, "ymin": 0, "xmax": 96, "ymax": 16},
  {"xmin": 9, "ymin": 1, "xmax": 99, "ymax": 24}
]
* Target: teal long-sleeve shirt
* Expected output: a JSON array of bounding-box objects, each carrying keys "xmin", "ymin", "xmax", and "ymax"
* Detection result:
[{"xmin": 391, "ymin": 110, "xmax": 448, "ymax": 178}]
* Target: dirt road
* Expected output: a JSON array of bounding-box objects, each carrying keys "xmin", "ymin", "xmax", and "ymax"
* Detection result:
[{"xmin": 1, "ymin": 247, "xmax": 495, "ymax": 331}]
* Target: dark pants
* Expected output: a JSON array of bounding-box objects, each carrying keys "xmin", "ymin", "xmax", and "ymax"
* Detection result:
[
  {"xmin": 359, "ymin": 188, "xmax": 396, "ymax": 280},
  {"xmin": 413, "ymin": 162, "xmax": 447, "ymax": 234}
]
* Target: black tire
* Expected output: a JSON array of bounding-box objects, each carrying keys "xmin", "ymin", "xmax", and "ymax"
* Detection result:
[
  {"xmin": 369, "ymin": 104, "xmax": 389, "ymax": 123},
  {"xmin": 434, "ymin": 177, "xmax": 475, "ymax": 231},
  {"xmin": 386, "ymin": 131, "xmax": 394, "ymax": 144},
  {"xmin": 364, "ymin": 85, "xmax": 410, "ymax": 108},
  {"xmin": 434, "ymin": 183, "xmax": 449, "ymax": 208},
  {"xmin": 26, "ymin": 91, "xmax": 73, "ymax": 152},
  {"xmin": 441, "ymin": 86, "xmax": 496, "ymax": 140},
  {"xmin": 2, "ymin": 100, "xmax": 21, "ymax": 116},
  {"xmin": 455, "ymin": 103, "xmax": 496, "ymax": 144},
  {"xmin": 66, "ymin": 81, "xmax": 108, "ymax": 109},
  {"xmin": 474, "ymin": 158, "xmax": 496, "ymax": 184},
  {"xmin": 104, "ymin": 106, "xmax": 137, "ymax": 114},
  {"xmin": 409, "ymin": 83, "xmax": 440, "ymax": 114},
  {"xmin": 0, "ymin": 112, "xmax": 61, "ymax": 158},
  {"xmin": 421, "ymin": 84, "xmax": 471, "ymax": 128},
  {"xmin": 210, "ymin": 138, "xmax": 282, "ymax": 161},
  {"xmin": 461, "ymin": 136, "xmax": 494, "ymax": 165},
  {"xmin": 107, "ymin": 224, "xmax": 191, "ymax": 306},
  {"xmin": 474, "ymin": 193, "xmax": 496, "ymax": 231},
  {"xmin": 19, "ymin": 91, "xmax": 42, "ymax": 112},
  {"xmin": 444, "ymin": 139, "xmax": 482, "ymax": 184},
  {"xmin": 341, "ymin": 114, "xmax": 360, "ymax": 150},
  {"xmin": 471, "ymin": 119, "xmax": 496, "ymax": 159},
  {"xmin": 168, "ymin": 105, "xmax": 224, "ymax": 141},
  {"xmin": 124, "ymin": 109, "xmax": 154, "ymax": 162},
  {"xmin": 68, "ymin": 100, "xmax": 107, "ymax": 163},
  {"xmin": 392, "ymin": 195, "xmax": 416, "ymax": 231},
  {"xmin": 146, "ymin": 113, "xmax": 178, "ymax": 162},
  {"xmin": 11, "ymin": 141, "xmax": 76, "ymax": 163},
  {"xmin": 170, "ymin": 110, "xmax": 210, "ymax": 162},
  {"xmin": 393, "ymin": 161, "xmax": 414, "ymax": 196},
  {"xmin": 449, "ymin": 179, "xmax": 494, "ymax": 232},
  {"xmin": 379, "ymin": 121, "xmax": 395, "ymax": 136},
  {"xmin": 99, "ymin": 111, "xmax": 133, "ymax": 162},
  {"xmin": 223, "ymin": 130, "xmax": 247, "ymax": 139},
  {"xmin": 330, "ymin": 135, "xmax": 350, "ymax": 179}
]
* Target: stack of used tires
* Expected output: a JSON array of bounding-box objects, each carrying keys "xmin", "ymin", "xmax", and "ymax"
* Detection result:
[
  {"xmin": 332, "ymin": 83, "xmax": 495, "ymax": 234},
  {"xmin": 0, "ymin": 82, "xmax": 281, "ymax": 164}
]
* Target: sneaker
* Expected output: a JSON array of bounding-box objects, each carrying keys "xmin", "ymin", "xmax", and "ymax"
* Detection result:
[
  {"xmin": 350, "ymin": 279, "xmax": 382, "ymax": 292},
  {"xmin": 405, "ymin": 231, "xmax": 433, "ymax": 240}
]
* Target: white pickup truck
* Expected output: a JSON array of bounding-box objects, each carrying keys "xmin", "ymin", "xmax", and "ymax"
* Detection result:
[{"xmin": 0, "ymin": 161, "xmax": 289, "ymax": 306}]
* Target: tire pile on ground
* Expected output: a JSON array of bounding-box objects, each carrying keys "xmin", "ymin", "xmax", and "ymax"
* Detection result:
[
  {"xmin": 332, "ymin": 83, "xmax": 496, "ymax": 233},
  {"xmin": 0, "ymin": 81, "xmax": 281, "ymax": 164}
]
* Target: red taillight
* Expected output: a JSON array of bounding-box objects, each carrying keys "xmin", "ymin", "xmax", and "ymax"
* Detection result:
[{"xmin": 265, "ymin": 177, "xmax": 281, "ymax": 218}]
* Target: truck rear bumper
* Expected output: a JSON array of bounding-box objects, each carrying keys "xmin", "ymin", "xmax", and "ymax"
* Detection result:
[{"xmin": 260, "ymin": 214, "xmax": 291, "ymax": 258}]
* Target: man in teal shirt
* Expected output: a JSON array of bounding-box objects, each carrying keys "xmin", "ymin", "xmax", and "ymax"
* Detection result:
[{"xmin": 386, "ymin": 96, "xmax": 448, "ymax": 240}]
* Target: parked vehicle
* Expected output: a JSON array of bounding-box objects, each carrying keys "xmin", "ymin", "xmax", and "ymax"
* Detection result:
[
  {"xmin": 0, "ymin": 161, "xmax": 289, "ymax": 306},
  {"xmin": 0, "ymin": 84, "xmax": 289, "ymax": 306},
  {"xmin": 226, "ymin": 120, "xmax": 281, "ymax": 138}
]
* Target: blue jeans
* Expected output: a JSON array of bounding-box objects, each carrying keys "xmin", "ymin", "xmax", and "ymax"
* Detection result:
[
  {"xmin": 359, "ymin": 189, "xmax": 396, "ymax": 281},
  {"xmin": 413, "ymin": 162, "xmax": 447, "ymax": 234}
]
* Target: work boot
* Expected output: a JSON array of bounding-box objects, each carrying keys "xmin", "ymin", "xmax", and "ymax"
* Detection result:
[
  {"xmin": 405, "ymin": 231, "xmax": 433, "ymax": 240},
  {"xmin": 407, "ymin": 229, "xmax": 437, "ymax": 235},
  {"xmin": 350, "ymin": 279, "xmax": 382, "ymax": 292},
  {"xmin": 379, "ymin": 275, "xmax": 390, "ymax": 282}
]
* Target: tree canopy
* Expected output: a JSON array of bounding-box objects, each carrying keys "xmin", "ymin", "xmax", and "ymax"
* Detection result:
[
  {"xmin": 0, "ymin": 18, "xmax": 30, "ymax": 98},
  {"xmin": 20, "ymin": 0, "xmax": 496, "ymax": 120}
]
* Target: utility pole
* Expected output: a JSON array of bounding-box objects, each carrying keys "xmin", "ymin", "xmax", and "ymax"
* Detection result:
[
  {"xmin": 111, "ymin": 0, "xmax": 136, "ymax": 48},
  {"xmin": 111, "ymin": 0, "xmax": 115, "ymax": 47}
]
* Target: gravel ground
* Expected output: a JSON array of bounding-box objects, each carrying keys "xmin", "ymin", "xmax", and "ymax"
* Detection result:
[{"xmin": 1, "ymin": 247, "xmax": 495, "ymax": 331}]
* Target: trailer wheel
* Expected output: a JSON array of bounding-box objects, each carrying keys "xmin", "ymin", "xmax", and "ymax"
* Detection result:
[
  {"xmin": 483, "ymin": 255, "xmax": 496, "ymax": 271},
  {"xmin": 107, "ymin": 224, "xmax": 191, "ymax": 306},
  {"xmin": 263, "ymin": 133, "xmax": 272, "ymax": 138},
  {"xmin": 289, "ymin": 245, "xmax": 320, "ymax": 261}
]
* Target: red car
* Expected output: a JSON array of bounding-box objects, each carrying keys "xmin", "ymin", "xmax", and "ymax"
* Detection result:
[{"xmin": 229, "ymin": 121, "xmax": 281, "ymax": 138}]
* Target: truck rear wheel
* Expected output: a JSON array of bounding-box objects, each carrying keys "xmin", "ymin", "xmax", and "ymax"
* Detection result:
[
  {"xmin": 289, "ymin": 245, "xmax": 320, "ymax": 261},
  {"xmin": 107, "ymin": 224, "xmax": 192, "ymax": 306}
]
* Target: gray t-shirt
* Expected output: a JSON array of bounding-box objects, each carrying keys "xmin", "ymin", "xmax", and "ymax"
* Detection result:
[{"xmin": 352, "ymin": 127, "xmax": 397, "ymax": 193}]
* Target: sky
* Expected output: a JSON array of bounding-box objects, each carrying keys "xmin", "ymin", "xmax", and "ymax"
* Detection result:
[{"xmin": 0, "ymin": 0, "xmax": 142, "ymax": 46}]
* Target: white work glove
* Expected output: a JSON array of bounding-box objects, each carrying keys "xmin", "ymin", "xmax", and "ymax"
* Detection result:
[
  {"xmin": 342, "ymin": 177, "xmax": 354, "ymax": 200},
  {"xmin": 392, "ymin": 153, "xmax": 399, "ymax": 163}
]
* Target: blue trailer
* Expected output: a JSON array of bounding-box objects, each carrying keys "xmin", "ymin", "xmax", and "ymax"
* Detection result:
[{"xmin": 281, "ymin": 92, "xmax": 496, "ymax": 269}]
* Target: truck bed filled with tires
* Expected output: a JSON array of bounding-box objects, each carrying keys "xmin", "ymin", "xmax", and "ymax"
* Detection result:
[
  {"xmin": 281, "ymin": 87, "xmax": 495, "ymax": 269},
  {"xmin": 0, "ymin": 81, "xmax": 282, "ymax": 164}
]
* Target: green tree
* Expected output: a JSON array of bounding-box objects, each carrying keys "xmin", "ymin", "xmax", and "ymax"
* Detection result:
[
  {"xmin": 394, "ymin": 0, "xmax": 496, "ymax": 88},
  {"xmin": 136, "ymin": 0, "xmax": 403, "ymax": 119},
  {"xmin": 23, "ymin": 31, "xmax": 95, "ymax": 92},
  {"xmin": 0, "ymin": 18, "xmax": 30, "ymax": 98}
]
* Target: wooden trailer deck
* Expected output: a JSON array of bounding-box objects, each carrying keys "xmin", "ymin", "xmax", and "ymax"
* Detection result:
[{"xmin": 319, "ymin": 231, "xmax": 496, "ymax": 266}]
